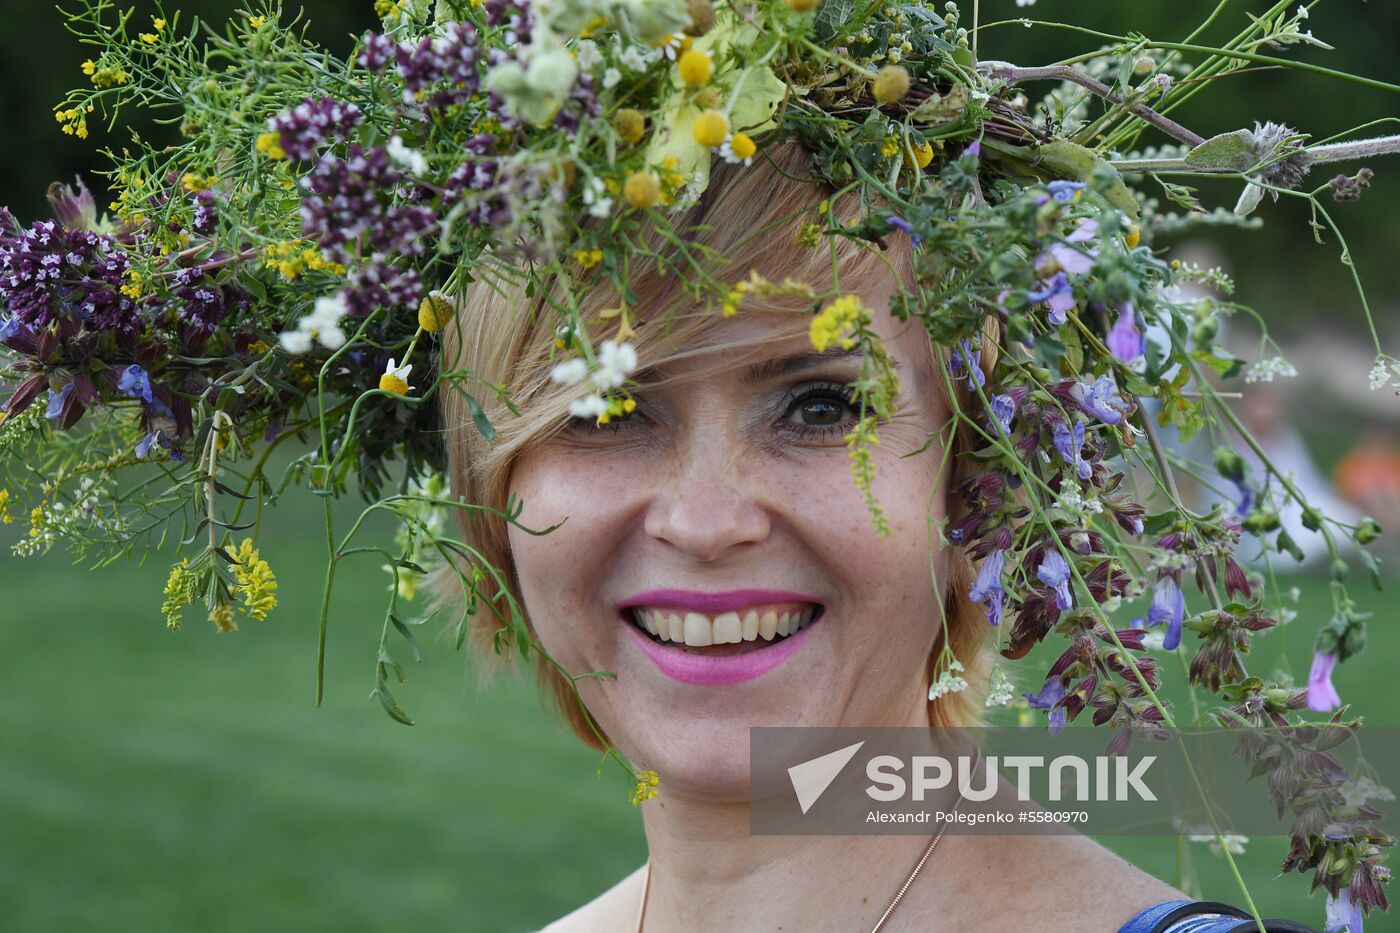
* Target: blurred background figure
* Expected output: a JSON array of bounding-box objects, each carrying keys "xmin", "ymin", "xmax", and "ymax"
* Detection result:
[{"xmin": 1335, "ymin": 420, "xmax": 1400, "ymax": 536}]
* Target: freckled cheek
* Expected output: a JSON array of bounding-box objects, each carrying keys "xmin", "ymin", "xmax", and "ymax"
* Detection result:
[{"xmin": 506, "ymin": 452, "xmax": 650, "ymax": 656}]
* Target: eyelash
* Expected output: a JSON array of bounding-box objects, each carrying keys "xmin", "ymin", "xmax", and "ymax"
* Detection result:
[{"xmin": 564, "ymin": 380, "xmax": 861, "ymax": 438}]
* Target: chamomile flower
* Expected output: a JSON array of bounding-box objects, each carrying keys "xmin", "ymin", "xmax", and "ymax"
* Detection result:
[
  {"xmin": 379, "ymin": 357, "xmax": 413, "ymax": 395},
  {"xmin": 653, "ymin": 32, "xmax": 689, "ymax": 61},
  {"xmin": 720, "ymin": 132, "xmax": 757, "ymax": 166}
]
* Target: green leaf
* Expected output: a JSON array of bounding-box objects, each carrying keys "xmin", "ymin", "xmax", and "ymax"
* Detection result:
[
  {"xmin": 1142, "ymin": 510, "xmax": 1179, "ymax": 535},
  {"xmin": 1184, "ymin": 130, "xmax": 1257, "ymax": 174},
  {"xmin": 908, "ymin": 84, "xmax": 970, "ymax": 125},
  {"xmin": 1191, "ymin": 348, "xmax": 1243, "ymax": 379},
  {"xmin": 466, "ymin": 392, "xmax": 495, "ymax": 441},
  {"xmin": 390, "ymin": 613, "xmax": 423, "ymax": 663},
  {"xmin": 814, "ymin": 0, "xmax": 856, "ymax": 41},
  {"xmin": 1032, "ymin": 140, "xmax": 1141, "ymax": 220},
  {"xmin": 1358, "ymin": 549, "xmax": 1385, "ymax": 591},
  {"xmin": 372, "ymin": 677, "xmax": 415, "ymax": 726}
]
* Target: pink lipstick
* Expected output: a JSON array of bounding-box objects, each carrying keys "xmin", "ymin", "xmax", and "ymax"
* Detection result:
[
  {"xmin": 619, "ymin": 589, "xmax": 824, "ymax": 685},
  {"xmin": 624, "ymin": 618, "xmax": 818, "ymax": 685}
]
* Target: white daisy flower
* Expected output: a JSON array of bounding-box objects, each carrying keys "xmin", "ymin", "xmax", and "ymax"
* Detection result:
[
  {"xmin": 568, "ymin": 393, "xmax": 609, "ymax": 419},
  {"xmin": 379, "ymin": 357, "xmax": 414, "ymax": 394},
  {"xmin": 385, "ymin": 135, "xmax": 428, "ymax": 175},
  {"xmin": 590, "ymin": 339, "xmax": 638, "ymax": 390},
  {"xmin": 550, "ymin": 358, "xmax": 588, "ymax": 386}
]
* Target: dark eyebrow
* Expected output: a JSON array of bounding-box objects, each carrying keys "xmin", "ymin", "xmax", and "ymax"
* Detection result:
[{"xmin": 739, "ymin": 347, "xmax": 902, "ymax": 386}]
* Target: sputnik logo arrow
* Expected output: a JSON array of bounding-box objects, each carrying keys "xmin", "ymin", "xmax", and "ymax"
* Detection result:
[{"xmin": 788, "ymin": 741, "xmax": 865, "ymax": 815}]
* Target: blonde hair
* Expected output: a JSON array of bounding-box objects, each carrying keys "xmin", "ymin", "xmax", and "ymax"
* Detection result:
[{"xmin": 437, "ymin": 138, "xmax": 994, "ymax": 751}]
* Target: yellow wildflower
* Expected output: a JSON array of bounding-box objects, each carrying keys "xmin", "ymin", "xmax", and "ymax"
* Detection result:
[
  {"xmin": 210, "ymin": 602, "xmax": 238, "ymax": 633},
  {"xmin": 810, "ymin": 295, "xmax": 868, "ymax": 352},
  {"xmin": 181, "ymin": 173, "xmax": 215, "ymax": 192},
  {"xmin": 161, "ymin": 557, "xmax": 197, "ymax": 631},
  {"xmin": 0, "ymin": 488, "xmax": 12, "ymax": 524},
  {"xmin": 907, "ymin": 139, "xmax": 935, "ymax": 169},
  {"xmin": 596, "ymin": 394, "xmax": 637, "ymax": 426},
  {"xmin": 139, "ymin": 32, "xmax": 158, "ymax": 44},
  {"xmin": 231, "ymin": 538, "xmax": 278, "ymax": 622},
  {"xmin": 152, "ymin": 17, "xmax": 165, "ymax": 30},
  {"xmin": 797, "ymin": 222, "xmax": 823, "ymax": 248},
  {"xmin": 255, "ymin": 131, "xmax": 286, "ymax": 160},
  {"xmin": 1125, "ymin": 224, "xmax": 1141, "ymax": 249},
  {"xmin": 677, "ymin": 48, "xmax": 713, "ymax": 86},
  {"xmin": 120, "ymin": 270, "xmax": 144, "ymax": 300},
  {"xmin": 81, "ymin": 59, "xmax": 96, "ymax": 76},
  {"xmin": 623, "ymin": 170, "xmax": 661, "ymax": 210},
  {"xmin": 90, "ymin": 65, "xmax": 131, "ymax": 88},
  {"xmin": 612, "ymin": 108, "xmax": 645, "ymax": 145},
  {"xmin": 872, "ymin": 64, "xmax": 910, "ymax": 104},
  {"xmin": 692, "ymin": 109, "xmax": 728, "ymax": 148},
  {"xmin": 880, "ymin": 135, "xmax": 900, "ymax": 159},
  {"xmin": 630, "ymin": 770, "xmax": 660, "ymax": 806},
  {"xmin": 659, "ymin": 154, "xmax": 687, "ymax": 189},
  {"xmin": 573, "ymin": 248, "xmax": 604, "ymax": 270},
  {"xmin": 722, "ymin": 270, "xmax": 818, "ymax": 317},
  {"xmin": 248, "ymin": 14, "xmax": 266, "ymax": 29},
  {"xmin": 417, "ymin": 291, "xmax": 456, "ymax": 331}
]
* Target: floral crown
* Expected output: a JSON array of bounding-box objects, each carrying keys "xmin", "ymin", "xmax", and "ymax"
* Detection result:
[{"xmin": 3, "ymin": 1, "xmax": 1399, "ymax": 926}]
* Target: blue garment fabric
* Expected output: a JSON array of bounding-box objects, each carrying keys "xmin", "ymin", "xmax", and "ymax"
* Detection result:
[{"xmin": 1119, "ymin": 899, "xmax": 1321, "ymax": 933}]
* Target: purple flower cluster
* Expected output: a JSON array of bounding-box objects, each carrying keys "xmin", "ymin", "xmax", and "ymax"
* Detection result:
[
  {"xmin": 300, "ymin": 144, "xmax": 435, "ymax": 313},
  {"xmin": 483, "ymin": 0, "xmax": 534, "ymax": 42},
  {"xmin": 360, "ymin": 21, "xmax": 483, "ymax": 111},
  {"xmin": 269, "ymin": 97, "xmax": 364, "ymax": 161},
  {"xmin": 552, "ymin": 71, "xmax": 601, "ymax": 134},
  {"xmin": 189, "ymin": 190, "xmax": 217, "ymax": 235},
  {"xmin": 166, "ymin": 264, "xmax": 243, "ymax": 339},
  {"xmin": 443, "ymin": 133, "xmax": 507, "ymax": 226},
  {"xmin": 0, "ymin": 216, "xmax": 141, "ymax": 333}
]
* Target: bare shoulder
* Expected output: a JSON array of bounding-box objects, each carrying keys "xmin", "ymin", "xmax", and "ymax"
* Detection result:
[
  {"xmin": 538, "ymin": 863, "xmax": 647, "ymax": 933},
  {"xmin": 956, "ymin": 833, "xmax": 1185, "ymax": 933}
]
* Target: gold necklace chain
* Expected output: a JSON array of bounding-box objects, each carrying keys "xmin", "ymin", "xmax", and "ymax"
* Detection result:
[{"xmin": 633, "ymin": 749, "xmax": 974, "ymax": 933}]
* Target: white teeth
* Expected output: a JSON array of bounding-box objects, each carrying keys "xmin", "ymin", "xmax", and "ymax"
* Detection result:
[
  {"xmin": 683, "ymin": 612, "xmax": 713, "ymax": 646},
  {"xmin": 632, "ymin": 605, "xmax": 819, "ymax": 646},
  {"xmin": 741, "ymin": 610, "xmax": 759, "ymax": 641},
  {"xmin": 713, "ymin": 611, "xmax": 742, "ymax": 644}
]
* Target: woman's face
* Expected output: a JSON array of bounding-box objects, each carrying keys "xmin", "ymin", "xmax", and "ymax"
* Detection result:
[{"xmin": 507, "ymin": 285, "xmax": 951, "ymax": 798}]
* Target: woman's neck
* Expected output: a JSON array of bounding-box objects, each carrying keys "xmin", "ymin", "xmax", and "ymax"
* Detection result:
[{"xmin": 632, "ymin": 687, "xmax": 971, "ymax": 933}]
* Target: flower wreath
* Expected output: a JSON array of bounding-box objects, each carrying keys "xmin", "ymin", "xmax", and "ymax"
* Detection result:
[{"xmin": 2, "ymin": 1, "xmax": 1399, "ymax": 927}]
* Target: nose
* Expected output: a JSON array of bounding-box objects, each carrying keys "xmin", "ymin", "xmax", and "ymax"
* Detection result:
[{"xmin": 642, "ymin": 427, "xmax": 773, "ymax": 562}]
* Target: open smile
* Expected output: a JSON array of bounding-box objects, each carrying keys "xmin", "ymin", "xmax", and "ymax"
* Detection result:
[{"xmin": 621, "ymin": 602, "xmax": 825, "ymax": 685}]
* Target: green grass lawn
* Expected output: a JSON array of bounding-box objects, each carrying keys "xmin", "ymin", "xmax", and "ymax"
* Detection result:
[{"xmin": 1, "ymin": 498, "xmax": 1395, "ymax": 931}]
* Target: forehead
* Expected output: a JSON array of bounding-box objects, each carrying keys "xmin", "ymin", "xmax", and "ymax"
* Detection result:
[{"xmin": 626, "ymin": 300, "xmax": 931, "ymax": 411}]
